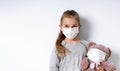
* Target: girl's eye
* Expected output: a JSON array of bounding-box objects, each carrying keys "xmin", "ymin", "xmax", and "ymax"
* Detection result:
[
  {"xmin": 64, "ymin": 25, "xmax": 69, "ymax": 28},
  {"xmin": 72, "ymin": 25, "xmax": 78, "ymax": 28}
]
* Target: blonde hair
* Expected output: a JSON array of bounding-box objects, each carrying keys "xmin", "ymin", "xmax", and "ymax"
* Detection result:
[{"xmin": 56, "ymin": 10, "xmax": 81, "ymax": 59}]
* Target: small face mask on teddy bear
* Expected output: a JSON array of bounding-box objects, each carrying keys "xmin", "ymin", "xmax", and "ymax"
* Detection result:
[{"xmin": 87, "ymin": 48, "xmax": 106, "ymax": 69}]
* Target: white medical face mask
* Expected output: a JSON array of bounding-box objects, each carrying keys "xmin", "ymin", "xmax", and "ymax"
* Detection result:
[
  {"xmin": 87, "ymin": 48, "xmax": 106, "ymax": 64},
  {"xmin": 62, "ymin": 27, "xmax": 79, "ymax": 40}
]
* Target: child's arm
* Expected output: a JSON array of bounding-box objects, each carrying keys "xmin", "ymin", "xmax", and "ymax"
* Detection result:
[{"xmin": 49, "ymin": 47, "xmax": 60, "ymax": 71}]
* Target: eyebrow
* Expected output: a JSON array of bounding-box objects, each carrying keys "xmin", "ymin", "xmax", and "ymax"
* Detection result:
[
  {"xmin": 63, "ymin": 24, "xmax": 78, "ymax": 27},
  {"xmin": 63, "ymin": 23, "xmax": 78, "ymax": 25}
]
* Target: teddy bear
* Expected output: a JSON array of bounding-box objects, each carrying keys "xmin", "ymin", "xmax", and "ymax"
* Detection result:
[{"xmin": 80, "ymin": 44, "xmax": 116, "ymax": 71}]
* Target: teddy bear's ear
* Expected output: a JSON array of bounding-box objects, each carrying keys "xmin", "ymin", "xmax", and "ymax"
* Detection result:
[
  {"xmin": 105, "ymin": 48, "xmax": 111, "ymax": 61},
  {"xmin": 107, "ymin": 48, "xmax": 111, "ymax": 58},
  {"xmin": 88, "ymin": 42, "xmax": 96, "ymax": 49},
  {"xmin": 80, "ymin": 57, "xmax": 90, "ymax": 71}
]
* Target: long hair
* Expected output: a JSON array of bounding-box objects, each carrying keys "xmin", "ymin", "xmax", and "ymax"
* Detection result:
[{"xmin": 56, "ymin": 10, "xmax": 81, "ymax": 59}]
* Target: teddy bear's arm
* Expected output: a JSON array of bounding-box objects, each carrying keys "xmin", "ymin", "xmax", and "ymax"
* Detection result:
[
  {"xmin": 80, "ymin": 57, "xmax": 90, "ymax": 71},
  {"xmin": 102, "ymin": 62, "xmax": 116, "ymax": 71}
]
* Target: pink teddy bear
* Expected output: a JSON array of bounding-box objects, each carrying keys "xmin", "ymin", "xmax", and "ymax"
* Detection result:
[{"xmin": 80, "ymin": 44, "xmax": 116, "ymax": 71}]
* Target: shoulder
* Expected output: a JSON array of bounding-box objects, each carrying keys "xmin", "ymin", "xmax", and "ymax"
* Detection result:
[
  {"xmin": 51, "ymin": 46, "xmax": 58, "ymax": 55},
  {"xmin": 80, "ymin": 40, "xmax": 90, "ymax": 47}
]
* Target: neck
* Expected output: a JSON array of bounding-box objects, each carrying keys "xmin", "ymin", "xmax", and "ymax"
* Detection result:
[{"xmin": 64, "ymin": 38, "xmax": 80, "ymax": 44}]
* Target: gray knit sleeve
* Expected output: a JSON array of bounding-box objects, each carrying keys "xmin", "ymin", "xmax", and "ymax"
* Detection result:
[
  {"xmin": 81, "ymin": 40, "xmax": 89, "ymax": 47},
  {"xmin": 81, "ymin": 40, "xmax": 90, "ymax": 56},
  {"xmin": 49, "ymin": 47, "xmax": 60, "ymax": 71}
]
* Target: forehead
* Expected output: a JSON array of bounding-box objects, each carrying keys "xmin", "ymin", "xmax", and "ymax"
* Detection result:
[{"xmin": 62, "ymin": 17, "xmax": 78, "ymax": 26}]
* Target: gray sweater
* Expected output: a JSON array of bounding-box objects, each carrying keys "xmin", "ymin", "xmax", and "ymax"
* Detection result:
[{"xmin": 49, "ymin": 40, "xmax": 89, "ymax": 71}]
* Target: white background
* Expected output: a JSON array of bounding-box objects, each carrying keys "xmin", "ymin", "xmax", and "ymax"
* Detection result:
[{"xmin": 0, "ymin": 0, "xmax": 120, "ymax": 71}]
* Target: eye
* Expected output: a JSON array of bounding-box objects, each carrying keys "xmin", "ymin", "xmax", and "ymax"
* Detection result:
[
  {"xmin": 72, "ymin": 25, "xmax": 78, "ymax": 28},
  {"xmin": 64, "ymin": 25, "xmax": 69, "ymax": 28}
]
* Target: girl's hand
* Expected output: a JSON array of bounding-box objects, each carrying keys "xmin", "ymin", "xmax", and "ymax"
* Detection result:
[
  {"xmin": 97, "ymin": 66, "xmax": 105, "ymax": 71},
  {"xmin": 98, "ymin": 67, "xmax": 105, "ymax": 71}
]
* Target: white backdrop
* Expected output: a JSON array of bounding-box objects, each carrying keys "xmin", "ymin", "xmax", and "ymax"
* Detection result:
[{"xmin": 0, "ymin": 0, "xmax": 120, "ymax": 71}]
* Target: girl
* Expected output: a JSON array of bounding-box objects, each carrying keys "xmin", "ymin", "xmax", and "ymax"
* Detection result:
[{"xmin": 49, "ymin": 10, "xmax": 96, "ymax": 71}]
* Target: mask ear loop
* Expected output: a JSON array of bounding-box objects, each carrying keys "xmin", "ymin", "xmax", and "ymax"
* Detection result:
[
  {"xmin": 96, "ymin": 62, "xmax": 100, "ymax": 69},
  {"xmin": 90, "ymin": 62, "xmax": 96, "ymax": 69}
]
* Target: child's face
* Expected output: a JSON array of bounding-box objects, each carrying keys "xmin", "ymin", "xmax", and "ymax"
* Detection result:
[
  {"xmin": 60, "ymin": 17, "xmax": 79, "ymax": 30},
  {"xmin": 60, "ymin": 17, "xmax": 80, "ymax": 39}
]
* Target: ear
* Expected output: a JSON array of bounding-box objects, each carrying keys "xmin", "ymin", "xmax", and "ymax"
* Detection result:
[
  {"xmin": 79, "ymin": 24, "xmax": 81, "ymax": 28},
  {"xmin": 78, "ymin": 24, "xmax": 81, "ymax": 29},
  {"xmin": 107, "ymin": 48, "xmax": 111, "ymax": 58},
  {"xmin": 88, "ymin": 42, "xmax": 96, "ymax": 49},
  {"xmin": 59, "ymin": 25, "xmax": 62, "ymax": 31},
  {"xmin": 105, "ymin": 48, "xmax": 111, "ymax": 61}
]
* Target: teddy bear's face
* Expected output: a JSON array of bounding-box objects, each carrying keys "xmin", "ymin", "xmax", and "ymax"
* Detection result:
[{"xmin": 87, "ymin": 48, "xmax": 106, "ymax": 64}]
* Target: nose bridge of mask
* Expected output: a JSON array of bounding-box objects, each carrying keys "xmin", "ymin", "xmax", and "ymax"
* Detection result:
[
  {"xmin": 67, "ymin": 28, "xmax": 73, "ymax": 33},
  {"xmin": 64, "ymin": 27, "xmax": 78, "ymax": 33}
]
